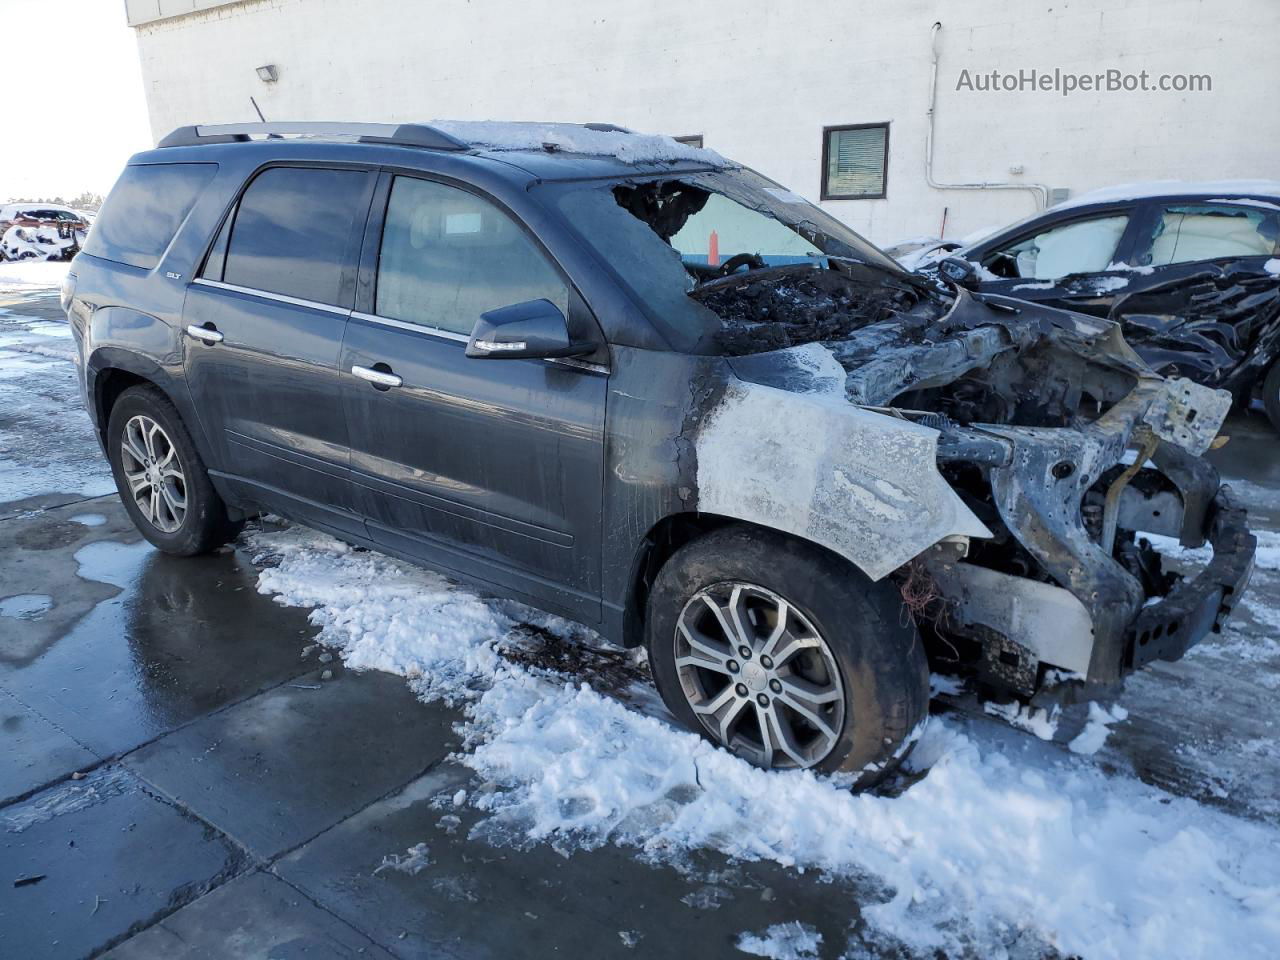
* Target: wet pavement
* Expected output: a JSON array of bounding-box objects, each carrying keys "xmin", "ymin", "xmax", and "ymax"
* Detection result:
[{"xmin": 2, "ymin": 286, "xmax": 1279, "ymax": 957}]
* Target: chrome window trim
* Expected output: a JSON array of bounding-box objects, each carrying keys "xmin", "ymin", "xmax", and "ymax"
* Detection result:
[
  {"xmin": 351, "ymin": 311, "xmax": 471, "ymax": 343},
  {"xmin": 351, "ymin": 311, "xmax": 609, "ymax": 374},
  {"xmin": 191, "ymin": 277, "xmax": 350, "ymax": 316}
]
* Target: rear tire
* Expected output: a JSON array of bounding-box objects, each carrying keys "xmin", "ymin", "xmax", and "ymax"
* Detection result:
[
  {"xmin": 106, "ymin": 385, "xmax": 243, "ymax": 556},
  {"xmin": 1263, "ymin": 360, "xmax": 1280, "ymax": 434},
  {"xmin": 646, "ymin": 525, "xmax": 929, "ymax": 789}
]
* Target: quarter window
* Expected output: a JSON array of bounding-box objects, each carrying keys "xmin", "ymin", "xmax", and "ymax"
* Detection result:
[
  {"xmin": 375, "ymin": 177, "xmax": 569, "ymax": 336},
  {"xmin": 1142, "ymin": 203, "xmax": 1280, "ymax": 266},
  {"xmin": 982, "ymin": 214, "xmax": 1130, "ymax": 281},
  {"xmin": 221, "ymin": 167, "xmax": 369, "ymax": 307},
  {"xmin": 822, "ymin": 124, "xmax": 889, "ymax": 200},
  {"xmin": 82, "ymin": 163, "xmax": 217, "ymax": 269}
]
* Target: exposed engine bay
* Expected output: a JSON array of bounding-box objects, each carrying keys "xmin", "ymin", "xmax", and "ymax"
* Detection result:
[{"xmin": 612, "ymin": 177, "xmax": 1257, "ymax": 706}]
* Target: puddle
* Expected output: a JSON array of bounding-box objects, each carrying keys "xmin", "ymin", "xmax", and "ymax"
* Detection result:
[
  {"xmin": 75, "ymin": 539, "xmax": 154, "ymax": 589},
  {"xmin": 69, "ymin": 513, "xmax": 107, "ymax": 527},
  {"xmin": 0, "ymin": 594, "xmax": 54, "ymax": 621}
]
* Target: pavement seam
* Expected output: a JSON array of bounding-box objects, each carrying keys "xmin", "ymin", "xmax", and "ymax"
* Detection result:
[
  {"xmin": 0, "ymin": 492, "xmax": 118, "ymax": 524},
  {"xmin": 269, "ymin": 869, "xmax": 407, "ymax": 958},
  {"xmin": 0, "ymin": 664, "xmax": 319, "ymax": 816},
  {"xmin": 84, "ymin": 775, "xmax": 258, "ymax": 960},
  {"xmin": 266, "ymin": 753, "xmax": 449, "ymax": 866},
  {"xmin": 0, "ymin": 686, "xmax": 106, "ymax": 807}
]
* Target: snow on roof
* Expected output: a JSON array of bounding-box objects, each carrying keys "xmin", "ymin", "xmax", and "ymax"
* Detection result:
[
  {"xmin": 1055, "ymin": 179, "xmax": 1280, "ymax": 212},
  {"xmin": 428, "ymin": 120, "xmax": 729, "ymax": 166}
]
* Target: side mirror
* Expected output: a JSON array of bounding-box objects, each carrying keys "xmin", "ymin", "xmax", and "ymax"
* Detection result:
[
  {"xmin": 938, "ymin": 255, "xmax": 979, "ymax": 288},
  {"xmin": 465, "ymin": 299, "xmax": 594, "ymax": 360}
]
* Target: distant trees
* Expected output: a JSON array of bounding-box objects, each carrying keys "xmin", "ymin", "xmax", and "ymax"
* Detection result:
[{"xmin": 3, "ymin": 191, "xmax": 105, "ymax": 211}]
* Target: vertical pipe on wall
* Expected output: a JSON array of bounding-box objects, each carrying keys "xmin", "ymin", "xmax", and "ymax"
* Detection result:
[{"xmin": 925, "ymin": 21, "xmax": 1049, "ymax": 211}]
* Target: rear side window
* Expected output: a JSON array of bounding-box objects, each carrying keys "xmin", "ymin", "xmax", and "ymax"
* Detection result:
[
  {"xmin": 220, "ymin": 167, "xmax": 370, "ymax": 307},
  {"xmin": 82, "ymin": 163, "xmax": 217, "ymax": 269},
  {"xmin": 1142, "ymin": 203, "xmax": 1280, "ymax": 266},
  {"xmin": 375, "ymin": 176, "xmax": 568, "ymax": 336}
]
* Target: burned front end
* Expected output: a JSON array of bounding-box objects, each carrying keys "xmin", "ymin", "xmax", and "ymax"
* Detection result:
[
  {"xmin": 549, "ymin": 164, "xmax": 1256, "ymax": 704},
  {"xmin": 698, "ymin": 264, "xmax": 1256, "ymax": 702}
]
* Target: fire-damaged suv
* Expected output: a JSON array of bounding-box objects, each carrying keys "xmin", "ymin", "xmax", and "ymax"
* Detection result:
[{"xmin": 63, "ymin": 122, "xmax": 1256, "ymax": 787}]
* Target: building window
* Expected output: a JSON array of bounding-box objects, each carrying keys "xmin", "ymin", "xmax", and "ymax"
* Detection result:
[
  {"xmin": 674, "ymin": 134, "xmax": 704, "ymax": 148},
  {"xmin": 822, "ymin": 124, "xmax": 889, "ymax": 200}
]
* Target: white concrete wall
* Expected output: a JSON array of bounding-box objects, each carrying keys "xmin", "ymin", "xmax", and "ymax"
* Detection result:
[{"xmin": 129, "ymin": 0, "xmax": 1280, "ymax": 246}]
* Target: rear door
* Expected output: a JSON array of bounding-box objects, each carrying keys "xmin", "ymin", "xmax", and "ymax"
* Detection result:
[
  {"xmin": 183, "ymin": 164, "xmax": 375, "ymax": 535},
  {"xmin": 971, "ymin": 207, "xmax": 1142, "ymax": 317},
  {"xmin": 340, "ymin": 172, "xmax": 608, "ymax": 620},
  {"xmin": 1125, "ymin": 199, "xmax": 1280, "ymax": 280}
]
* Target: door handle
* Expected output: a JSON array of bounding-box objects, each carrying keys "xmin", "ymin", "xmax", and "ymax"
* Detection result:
[
  {"xmin": 351, "ymin": 364, "xmax": 403, "ymax": 389},
  {"xmin": 185, "ymin": 324, "xmax": 224, "ymax": 344}
]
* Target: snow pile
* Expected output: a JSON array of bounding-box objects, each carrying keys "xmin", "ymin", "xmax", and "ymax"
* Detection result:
[
  {"xmin": 736, "ymin": 921, "xmax": 822, "ymax": 958},
  {"xmin": 0, "ymin": 260, "xmax": 70, "ymax": 293},
  {"xmin": 247, "ymin": 524, "xmax": 1280, "ymax": 960},
  {"xmin": 430, "ymin": 120, "xmax": 728, "ymax": 167}
]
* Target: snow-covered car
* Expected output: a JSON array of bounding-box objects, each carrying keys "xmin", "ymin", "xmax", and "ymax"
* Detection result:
[
  {"xmin": 0, "ymin": 202, "xmax": 90, "ymax": 261},
  {"xmin": 918, "ymin": 182, "xmax": 1280, "ymax": 429},
  {"xmin": 65, "ymin": 123, "xmax": 1255, "ymax": 789}
]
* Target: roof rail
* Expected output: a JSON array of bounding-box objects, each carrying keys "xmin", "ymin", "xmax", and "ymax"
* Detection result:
[{"xmin": 156, "ymin": 122, "xmax": 470, "ymax": 151}]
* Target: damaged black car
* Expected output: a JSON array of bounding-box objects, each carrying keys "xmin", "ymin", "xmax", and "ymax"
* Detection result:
[
  {"xmin": 917, "ymin": 185, "xmax": 1280, "ymax": 430},
  {"xmin": 69, "ymin": 123, "xmax": 1257, "ymax": 790}
]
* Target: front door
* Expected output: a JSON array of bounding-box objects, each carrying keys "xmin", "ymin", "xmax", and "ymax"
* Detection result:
[
  {"xmin": 183, "ymin": 164, "xmax": 374, "ymax": 535},
  {"xmin": 973, "ymin": 208, "xmax": 1140, "ymax": 317},
  {"xmin": 340, "ymin": 174, "xmax": 608, "ymax": 621}
]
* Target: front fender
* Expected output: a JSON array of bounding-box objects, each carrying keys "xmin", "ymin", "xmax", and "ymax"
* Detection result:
[{"xmin": 693, "ymin": 378, "xmax": 991, "ymax": 580}]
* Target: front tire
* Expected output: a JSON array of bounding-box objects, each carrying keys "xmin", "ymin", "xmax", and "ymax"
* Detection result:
[
  {"xmin": 646, "ymin": 525, "xmax": 929, "ymax": 788},
  {"xmin": 106, "ymin": 385, "xmax": 243, "ymax": 555}
]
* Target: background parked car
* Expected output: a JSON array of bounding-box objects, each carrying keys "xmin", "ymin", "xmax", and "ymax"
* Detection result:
[
  {"xmin": 914, "ymin": 182, "xmax": 1280, "ymax": 428},
  {"xmin": 0, "ymin": 202, "xmax": 91, "ymax": 261}
]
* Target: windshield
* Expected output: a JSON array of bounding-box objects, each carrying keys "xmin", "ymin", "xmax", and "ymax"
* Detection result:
[{"xmin": 545, "ymin": 167, "xmax": 919, "ymax": 351}]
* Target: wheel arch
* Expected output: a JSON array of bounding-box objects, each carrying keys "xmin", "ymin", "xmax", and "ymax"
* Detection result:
[
  {"xmin": 87, "ymin": 346, "xmax": 213, "ymax": 465},
  {"xmin": 621, "ymin": 511, "xmax": 879, "ymax": 649}
]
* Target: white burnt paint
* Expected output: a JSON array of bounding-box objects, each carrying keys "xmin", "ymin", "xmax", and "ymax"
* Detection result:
[{"xmin": 695, "ymin": 375, "xmax": 991, "ymax": 581}]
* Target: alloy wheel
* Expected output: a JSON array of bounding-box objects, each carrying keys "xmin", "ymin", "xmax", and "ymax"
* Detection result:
[
  {"xmin": 120, "ymin": 414, "xmax": 187, "ymax": 533},
  {"xmin": 674, "ymin": 582, "xmax": 845, "ymax": 769}
]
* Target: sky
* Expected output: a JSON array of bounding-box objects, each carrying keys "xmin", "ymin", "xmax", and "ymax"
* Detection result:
[{"xmin": 0, "ymin": 0, "xmax": 152, "ymax": 202}]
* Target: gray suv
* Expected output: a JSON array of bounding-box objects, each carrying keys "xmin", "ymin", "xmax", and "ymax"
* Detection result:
[{"xmin": 64, "ymin": 121, "xmax": 1255, "ymax": 787}]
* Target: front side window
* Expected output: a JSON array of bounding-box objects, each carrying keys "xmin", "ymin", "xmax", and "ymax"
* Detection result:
[
  {"xmin": 376, "ymin": 176, "xmax": 568, "ymax": 336},
  {"xmin": 1142, "ymin": 203, "xmax": 1280, "ymax": 266},
  {"xmin": 221, "ymin": 167, "xmax": 369, "ymax": 306},
  {"xmin": 822, "ymin": 124, "xmax": 889, "ymax": 200},
  {"xmin": 982, "ymin": 214, "xmax": 1130, "ymax": 281}
]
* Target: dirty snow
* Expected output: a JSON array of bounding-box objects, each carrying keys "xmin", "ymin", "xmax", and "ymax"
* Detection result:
[
  {"xmin": 245, "ymin": 523, "xmax": 1280, "ymax": 960},
  {"xmin": 1068, "ymin": 702, "xmax": 1129, "ymax": 755},
  {"xmin": 429, "ymin": 120, "xmax": 728, "ymax": 167},
  {"xmin": 736, "ymin": 921, "xmax": 823, "ymax": 958}
]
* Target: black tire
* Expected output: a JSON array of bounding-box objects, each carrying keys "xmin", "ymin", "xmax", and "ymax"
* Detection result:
[
  {"xmin": 106, "ymin": 384, "xmax": 243, "ymax": 556},
  {"xmin": 1263, "ymin": 360, "xmax": 1280, "ymax": 435},
  {"xmin": 646, "ymin": 525, "xmax": 929, "ymax": 789}
]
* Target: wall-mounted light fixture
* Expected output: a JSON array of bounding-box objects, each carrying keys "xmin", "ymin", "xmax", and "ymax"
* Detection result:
[{"xmin": 256, "ymin": 64, "xmax": 279, "ymax": 83}]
